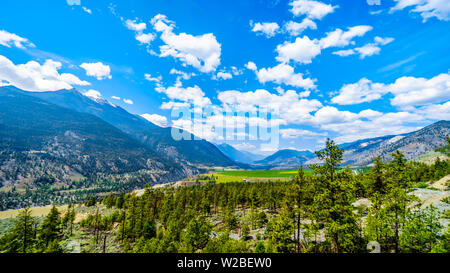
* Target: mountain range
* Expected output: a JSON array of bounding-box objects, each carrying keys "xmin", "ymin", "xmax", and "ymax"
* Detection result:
[
  {"xmin": 24, "ymin": 87, "xmax": 237, "ymax": 168},
  {"xmin": 0, "ymin": 86, "xmax": 189, "ymax": 188},
  {"xmin": 216, "ymin": 143, "xmax": 265, "ymax": 164},
  {"xmin": 0, "ymin": 85, "xmax": 449, "ymax": 188},
  {"xmin": 305, "ymin": 120, "xmax": 450, "ymax": 167}
]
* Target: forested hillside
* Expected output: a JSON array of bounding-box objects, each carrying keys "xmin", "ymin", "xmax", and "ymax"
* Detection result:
[
  {"xmin": 0, "ymin": 86, "xmax": 193, "ymax": 209},
  {"xmin": 25, "ymin": 87, "xmax": 237, "ymax": 168}
]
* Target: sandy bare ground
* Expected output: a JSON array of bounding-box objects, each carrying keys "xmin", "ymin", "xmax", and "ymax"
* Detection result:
[{"xmin": 429, "ymin": 174, "xmax": 450, "ymax": 191}]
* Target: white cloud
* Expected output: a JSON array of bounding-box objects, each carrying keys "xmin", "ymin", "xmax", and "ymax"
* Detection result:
[
  {"xmin": 414, "ymin": 101, "xmax": 450, "ymax": 120},
  {"xmin": 215, "ymin": 71, "xmax": 233, "ymax": 80},
  {"xmin": 169, "ymin": 69, "xmax": 195, "ymax": 80},
  {"xmin": 331, "ymin": 78, "xmax": 387, "ymax": 105},
  {"xmin": 82, "ymin": 7, "xmax": 92, "ymax": 14},
  {"xmin": 123, "ymin": 98, "xmax": 134, "ymax": 105},
  {"xmin": 331, "ymin": 72, "xmax": 450, "ymax": 107},
  {"xmin": 231, "ymin": 66, "xmax": 243, "ymax": 76},
  {"xmin": 332, "ymin": 36, "xmax": 394, "ymax": 59},
  {"xmin": 289, "ymin": 0, "xmax": 338, "ymax": 20},
  {"xmin": 389, "ymin": 73, "xmax": 450, "ymax": 107},
  {"xmin": 390, "ymin": 0, "xmax": 450, "ymax": 22},
  {"xmin": 80, "ymin": 62, "xmax": 112, "ymax": 80},
  {"xmin": 0, "ymin": 55, "xmax": 89, "ymax": 91},
  {"xmin": 310, "ymin": 106, "xmax": 425, "ymax": 143},
  {"xmin": 151, "ymin": 14, "xmax": 221, "ymax": 73},
  {"xmin": 284, "ymin": 19, "xmax": 317, "ymax": 36},
  {"xmin": 111, "ymin": 96, "xmax": 121, "ymax": 100},
  {"xmin": 354, "ymin": 44, "xmax": 381, "ymax": 58},
  {"xmin": 313, "ymin": 106, "xmax": 359, "ymax": 124},
  {"xmin": 367, "ymin": 0, "xmax": 381, "ymax": 5},
  {"xmin": 83, "ymin": 89, "xmax": 102, "ymax": 99},
  {"xmin": 332, "ymin": 49, "xmax": 356, "ymax": 56},
  {"xmin": 245, "ymin": 61, "xmax": 257, "ymax": 71},
  {"xmin": 276, "ymin": 36, "xmax": 321, "ymax": 64},
  {"xmin": 255, "ymin": 63, "xmax": 316, "ymax": 89},
  {"xmin": 280, "ymin": 128, "xmax": 325, "ymax": 139},
  {"xmin": 251, "ymin": 22, "xmax": 280, "ymax": 38},
  {"xmin": 135, "ymin": 33, "xmax": 155, "ymax": 44},
  {"xmin": 141, "ymin": 113, "xmax": 168, "ymax": 127},
  {"xmin": 156, "ymin": 82, "xmax": 211, "ymax": 108},
  {"xmin": 160, "ymin": 101, "xmax": 190, "ymax": 110},
  {"xmin": 66, "ymin": 0, "xmax": 80, "ymax": 6},
  {"xmin": 144, "ymin": 73, "xmax": 162, "ymax": 83},
  {"xmin": 319, "ymin": 25, "xmax": 373, "ymax": 49},
  {"xmin": 125, "ymin": 19, "xmax": 147, "ymax": 32},
  {"xmin": 218, "ymin": 89, "xmax": 322, "ymax": 124},
  {"xmin": 0, "ymin": 30, "xmax": 35, "ymax": 49},
  {"xmin": 374, "ymin": 36, "xmax": 394, "ymax": 45},
  {"xmin": 125, "ymin": 19, "xmax": 156, "ymax": 45}
]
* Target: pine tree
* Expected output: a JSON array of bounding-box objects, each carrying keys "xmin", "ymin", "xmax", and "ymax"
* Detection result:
[
  {"xmin": 0, "ymin": 208, "xmax": 36, "ymax": 253},
  {"xmin": 269, "ymin": 207, "xmax": 294, "ymax": 253},
  {"xmin": 38, "ymin": 205, "xmax": 62, "ymax": 250},
  {"xmin": 310, "ymin": 138, "xmax": 362, "ymax": 253}
]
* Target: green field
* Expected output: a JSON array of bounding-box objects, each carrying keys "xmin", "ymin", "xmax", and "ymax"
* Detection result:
[{"xmin": 210, "ymin": 169, "xmax": 313, "ymax": 183}]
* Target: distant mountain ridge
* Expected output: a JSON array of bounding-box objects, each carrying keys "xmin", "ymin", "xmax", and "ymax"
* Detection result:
[
  {"xmin": 253, "ymin": 149, "xmax": 316, "ymax": 169},
  {"xmin": 0, "ymin": 86, "xmax": 190, "ymax": 187},
  {"xmin": 216, "ymin": 143, "xmax": 265, "ymax": 164},
  {"xmin": 19, "ymin": 87, "xmax": 237, "ymax": 168},
  {"xmin": 306, "ymin": 120, "xmax": 450, "ymax": 166}
]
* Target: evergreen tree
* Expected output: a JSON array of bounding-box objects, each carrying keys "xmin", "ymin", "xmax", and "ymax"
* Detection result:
[
  {"xmin": 0, "ymin": 208, "xmax": 36, "ymax": 253},
  {"xmin": 310, "ymin": 139, "xmax": 362, "ymax": 253},
  {"xmin": 38, "ymin": 205, "xmax": 62, "ymax": 250}
]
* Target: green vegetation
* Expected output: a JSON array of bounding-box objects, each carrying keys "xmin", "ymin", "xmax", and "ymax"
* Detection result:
[
  {"xmin": 199, "ymin": 169, "xmax": 314, "ymax": 183},
  {"xmin": 1, "ymin": 138, "xmax": 449, "ymax": 253}
]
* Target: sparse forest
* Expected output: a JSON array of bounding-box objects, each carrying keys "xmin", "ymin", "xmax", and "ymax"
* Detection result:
[{"xmin": 1, "ymin": 139, "xmax": 449, "ymax": 253}]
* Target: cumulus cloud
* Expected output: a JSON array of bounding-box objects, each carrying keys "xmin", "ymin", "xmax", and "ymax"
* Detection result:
[
  {"xmin": 144, "ymin": 73, "xmax": 162, "ymax": 83},
  {"xmin": 218, "ymin": 89, "xmax": 322, "ymax": 124},
  {"xmin": 250, "ymin": 22, "xmax": 280, "ymax": 38},
  {"xmin": 124, "ymin": 19, "xmax": 155, "ymax": 45},
  {"xmin": 414, "ymin": 101, "xmax": 450, "ymax": 120},
  {"xmin": 389, "ymin": 73, "xmax": 450, "ymax": 107},
  {"xmin": 123, "ymin": 98, "xmax": 134, "ymax": 105},
  {"xmin": 390, "ymin": 0, "xmax": 450, "ymax": 22},
  {"xmin": 276, "ymin": 36, "xmax": 321, "ymax": 64},
  {"xmin": 245, "ymin": 61, "xmax": 257, "ymax": 71},
  {"xmin": 284, "ymin": 19, "xmax": 317, "ymax": 36},
  {"xmin": 80, "ymin": 62, "xmax": 112, "ymax": 80},
  {"xmin": 331, "ymin": 78, "xmax": 387, "ymax": 105},
  {"xmin": 156, "ymin": 81, "xmax": 211, "ymax": 108},
  {"xmin": 83, "ymin": 89, "xmax": 102, "ymax": 99},
  {"xmin": 0, "ymin": 30, "xmax": 35, "ymax": 49},
  {"xmin": 66, "ymin": 0, "xmax": 81, "ymax": 6},
  {"xmin": 169, "ymin": 68, "xmax": 196, "ymax": 80},
  {"xmin": 311, "ymin": 106, "xmax": 425, "ymax": 143},
  {"xmin": 0, "ymin": 55, "xmax": 89, "ymax": 91},
  {"xmin": 141, "ymin": 113, "xmax": 168, "ymax": 127},
  {"xmin": 215, "ymin": 72, "xmax": 233, "ymax": 80},
  {"xmin": 319, "ymin": 25, "xmax": 373, "ymax": 49},
  {"xmin": 367, "ymin": 0, "xmax": 381, "ymax": 5},
  {"xmin": 125, "ymin": 19, "xmax": 147, "ymax": 32},
  {"xmin": 280, "ymin": 128, "xmax": 326, "ymax": 139},
  {"xmin": 254, "ymin": 63, "xmax": 316, "ymax": 89},
  {"xmin": 82, "ymin": 7, "xmax": 92, "ymax": 14},
  {"xmin": 331, "ymin": 72, "xmax": 450, "ymax": 107},
  {"xmin": 289, "ymin": 0, "xmax": 338, "ymax": 20},
  {"xmin": 135, "ymin": 33, "xmax": 155, "ymax": 44},
  {"xmin": 150, "ymin": 14, "xmax": 221, "ymax": 73},
  {"xmin": 111, "ymin": 96, "xmax": 121, "ymax": 100},
  {"xmin": 332, "ymin": 36, "xmax": 394, "ymax": 58}
]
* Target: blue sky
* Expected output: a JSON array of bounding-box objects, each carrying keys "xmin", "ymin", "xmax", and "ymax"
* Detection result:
[{"xmin": 0, "ymin": 0, "xmax": 449, "ymax": 155}]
